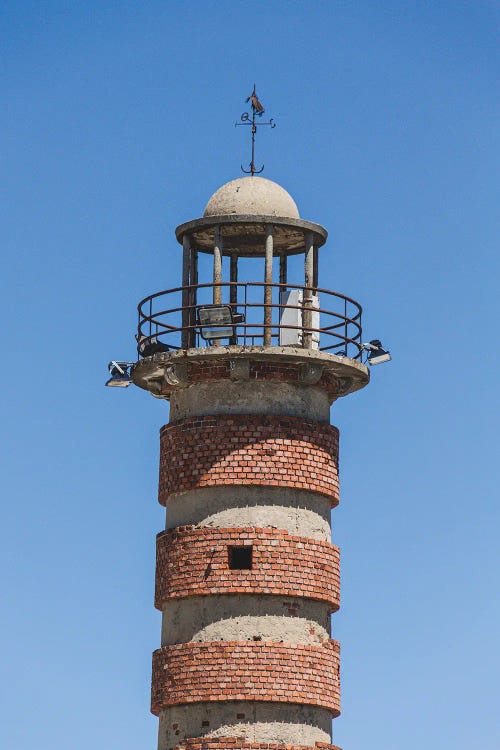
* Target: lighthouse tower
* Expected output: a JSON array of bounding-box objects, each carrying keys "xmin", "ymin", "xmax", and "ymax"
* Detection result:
[{"xmin": 131, "ymin": 174, "xmax": 370, "ymax": 750}]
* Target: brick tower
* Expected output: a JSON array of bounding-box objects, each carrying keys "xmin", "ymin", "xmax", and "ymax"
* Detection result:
[{"xmin": 130, "ymin": 175, "xmax": 370, "ymax": 750}]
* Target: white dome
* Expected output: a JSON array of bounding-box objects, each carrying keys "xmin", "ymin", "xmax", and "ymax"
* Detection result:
[{"xmin": 204, "ymin": 176, "xmax": 300, "ymax": 219}]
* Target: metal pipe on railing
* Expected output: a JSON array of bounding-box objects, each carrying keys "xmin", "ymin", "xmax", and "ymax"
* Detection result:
[{"xmin": 344, "ymin": 299, "xmax": 348, "ymax": 354}]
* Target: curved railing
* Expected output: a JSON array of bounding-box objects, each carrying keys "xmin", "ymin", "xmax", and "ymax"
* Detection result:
[{"xmin": 137, "ymin": 282, "xmax": 363, "ymax": 358}]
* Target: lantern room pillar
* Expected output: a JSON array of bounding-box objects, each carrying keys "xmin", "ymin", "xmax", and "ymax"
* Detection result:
[
  {"xmin": 303, "ymin": 230, "xmax": 314, "ymax": 349},
  {"xmin": 182, "ymin": 235, "xmax": 191, "ymax": 349},
  {"xmin": 264, "ymin": 225, "xmax": 273, "ymax": 346},
  {"xmin": 213, "ymin": 226, "xmax": 223, "ymax": 304}
]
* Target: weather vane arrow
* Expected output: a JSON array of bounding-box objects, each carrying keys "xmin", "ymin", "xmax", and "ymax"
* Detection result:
[{"xmin": 235, "ymin": 84, "xmax": 276, "ymax": 175}]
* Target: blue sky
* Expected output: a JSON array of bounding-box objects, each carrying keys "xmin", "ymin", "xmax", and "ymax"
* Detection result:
[{"xmin": 1, "ymin": 2, "xmax": 499, "ymax": 749}]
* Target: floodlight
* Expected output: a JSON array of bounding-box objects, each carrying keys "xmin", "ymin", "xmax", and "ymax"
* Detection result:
[
  {"xmin": 105, "ymin": 361, "xmax": 134, "ymax": 387},
  {"xmin": 198, "ymin": 305, "xmax": 235, "ymax": 341},
  {"xmin": 363, "ymin": 339, "xmax": 392, "ymax": 366}
]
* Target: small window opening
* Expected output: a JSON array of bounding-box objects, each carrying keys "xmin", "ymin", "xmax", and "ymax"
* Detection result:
[{"xmin": 228, "ymin": 545, "xmax": 253, "ymax": 570}]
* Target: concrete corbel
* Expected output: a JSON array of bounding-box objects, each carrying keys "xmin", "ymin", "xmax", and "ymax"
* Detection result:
[
  {"xmin": 140, "ymin": 365, "xmax": 166, "ymax": 395},
  {"xmin": 164, "ymin": 362, "xmax": 188, "ymax": 387},
  {"xmin": 298, "ymin": 362, "xmax": 324, "ymax": 385},
  {"xmin": 336, "ymin": 377, "xmax": 352, "ymax": 396}
]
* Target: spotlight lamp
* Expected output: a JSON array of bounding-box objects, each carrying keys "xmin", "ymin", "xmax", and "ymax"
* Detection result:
[
  {"xmin": 105, "ymin": 361, "xmax": 134, "ymax": 387},
  {"xmin": 198, "ymin": 304, "xmax": 245, "ymax": 342},
  {"xmin": 362, "ymin": 339, "xmax": 392, "ymax": 366}
]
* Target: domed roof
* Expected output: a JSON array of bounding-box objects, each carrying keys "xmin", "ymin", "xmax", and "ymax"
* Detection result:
[{"xmin": 204, "ymin": 176, "xmax": 300, "ymax": 219}]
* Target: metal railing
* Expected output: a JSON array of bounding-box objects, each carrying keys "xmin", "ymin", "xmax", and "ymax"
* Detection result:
[{"xmin": 137, "ymin": 282, "xmax": 363, "ymax": 358}]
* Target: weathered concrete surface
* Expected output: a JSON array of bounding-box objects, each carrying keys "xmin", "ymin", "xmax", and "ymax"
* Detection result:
[
  {"xmin": 174, "ymin": 212, "xmax": 328, "ymax": 256},
  {"xmin": 132, "ymin": 345, "xmax": 369, "ymax": 399},
  {"xmin": 170, "ymin": 381, "xmax": 330, "ymax": 421},
  {"xmin": 204, "ymin": 177, "xmax": 300, "ymax": 220},
  {"xmin": 161, "ymin": 595, "xmax": 331, "ymax": 646},
  {"xmin": 165, "ymin": 486, "xmax": 332, "ymax": 541},
  {"xmin": 158, "ymin": 702, "xmax": 332, "ymax": 749}
]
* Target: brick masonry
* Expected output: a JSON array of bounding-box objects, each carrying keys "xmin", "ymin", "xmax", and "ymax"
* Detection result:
[
  {"xmin": 155, "ymin": 526, "xmax": 340, "ymax": 611},
  {"xmin": 151, "ymin": 640, "xmax": 340, "ymax": 716},
  {"xmin": 158, "ymin": 415, "xmax": 339, "ymax": 505}
]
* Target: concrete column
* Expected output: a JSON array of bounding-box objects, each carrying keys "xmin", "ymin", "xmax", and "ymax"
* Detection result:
[
  {"xmin": 188, "ymin": 247, "xmax": 198, "ymax": 348},
  {"xmin": 181, "ymin": 234, "xmax": 191, "ymax": 349},
  {"xmin": 264, "ymin": 225, "xmax": 273, "ymax": 346},
  {"xmin": 303, "ymin": 231, "xmax": 314, "ymax": 349},
  {"xmin": 212, "ymin": 227, "xmax": 223, "ymax": 347},
  {"xmin": 213, "ymin": 226, "xmax": 222, "ymax": 305},
  {"xmin": 313, "ymin": 245, "xmax": 319, "ymax": 291},
  {"xmin": 229, "ymin": 254, "xmax": 238, "ymax": 345}
]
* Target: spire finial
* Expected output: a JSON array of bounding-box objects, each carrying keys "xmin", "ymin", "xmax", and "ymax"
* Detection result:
[{"xmin": 236, "ymin": 84, "xmax": 276, "ymax": 175}]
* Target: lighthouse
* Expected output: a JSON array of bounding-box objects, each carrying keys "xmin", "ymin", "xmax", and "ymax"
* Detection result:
[{"xmin": 109, "ymin": 163, "xmax": 385, "ymax": 750}]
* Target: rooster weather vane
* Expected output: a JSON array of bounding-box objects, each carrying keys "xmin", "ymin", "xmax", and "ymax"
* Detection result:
[{"xmin": 236, "ymin": 85, "xmax": 276, "ymax": 175}]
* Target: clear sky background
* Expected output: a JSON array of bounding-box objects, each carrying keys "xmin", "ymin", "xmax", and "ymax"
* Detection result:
[{"xmin": 1, "ymin": 2, "xmax": 499, "ymax": 749}]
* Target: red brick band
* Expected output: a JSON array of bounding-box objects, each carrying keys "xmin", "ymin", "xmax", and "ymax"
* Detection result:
[
  {"xmin": 155, "ymin": 526, "xmax": 340, "ymax": 611},
  {"xmin": 151, "ymin": 640, "xmax": 340, "ymax": 716},
  {"xmin": 174, "ymin": 740, "xmax": 341, "ymax": 750},
  {"xmin": 158, "ymin": 415, "xmax": 339, "ymax": 505}
]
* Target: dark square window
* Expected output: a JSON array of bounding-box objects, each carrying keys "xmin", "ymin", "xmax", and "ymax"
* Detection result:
[{"xmin": 228, "ymin": 545, "xmax": 253, "ymax": 570}]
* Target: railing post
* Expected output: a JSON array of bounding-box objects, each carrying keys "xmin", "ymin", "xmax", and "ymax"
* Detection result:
[
  {"xmin": 303, "ymin": 231, "xmax": 314, "ymax": 349},
  {"xmin": 264, "ymin": 225, "xmax": 273, "ymax": 346},
  {"xmin": 182, "ymin": 234, "xmax": 191, "ymax": 349},
  {"xmin": 358, "ymin": 309, "xmax": 362, "ymax": 358},
  {"xmin": 137, "ymin": 307, "xmax": 141, "ymax": 355},
  {"xmin": 344, "ymin": 299, "xmax": 348, "ymax": 356}
]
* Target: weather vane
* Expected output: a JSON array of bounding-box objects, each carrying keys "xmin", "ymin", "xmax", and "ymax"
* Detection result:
[{"xmin": 236, "ymin": 84, "xmax": 276, "ymax": 175}]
